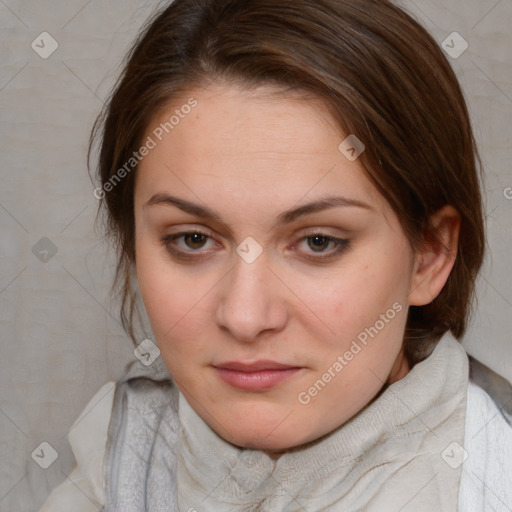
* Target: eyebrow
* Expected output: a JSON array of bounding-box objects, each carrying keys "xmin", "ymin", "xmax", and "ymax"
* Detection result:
[{"xmin": 143, "ymin": 193, "xmax": 373, "ymax": 227}]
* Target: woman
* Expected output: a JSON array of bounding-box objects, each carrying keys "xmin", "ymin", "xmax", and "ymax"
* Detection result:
[{"xmin": 40, "ymin": 0, "xmax": 512, "ymax": 510}]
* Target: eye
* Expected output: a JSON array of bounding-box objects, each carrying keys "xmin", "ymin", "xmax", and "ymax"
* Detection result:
[
  {"xmin": 161, "ymin": 230, "xmax": 218, "ymax": 260},
  {"xmin": 295, "ymin": 234, "xmax": 350, "ymax": 261}
]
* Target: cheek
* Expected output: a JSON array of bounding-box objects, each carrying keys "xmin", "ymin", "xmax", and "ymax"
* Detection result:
[
  {"xmin": 291, "ymin": 239, "xmax": 413, "ymax": 373},
  {"xmin": 135, "ymin": 242, "xmax": 205, "ymax": 350},
  {"xmin": 304, "ymin": 254, "xmax": 409, "ymax": 337}
]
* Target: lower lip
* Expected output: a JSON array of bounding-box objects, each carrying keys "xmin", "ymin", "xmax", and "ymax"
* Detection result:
[{"xmin": 214, "ymin": 367, "xmax": 303, "ymax": 391}]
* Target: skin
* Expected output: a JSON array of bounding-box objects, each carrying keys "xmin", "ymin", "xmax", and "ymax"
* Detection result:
[{"xmin": 133, "ymin": 82, "xmax": 460, "ymax": 454}]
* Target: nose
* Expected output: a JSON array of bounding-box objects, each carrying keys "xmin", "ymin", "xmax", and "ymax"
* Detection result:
[{"xmin": 215, "ymin": 252, "xmax": 288, "ymax": 342}]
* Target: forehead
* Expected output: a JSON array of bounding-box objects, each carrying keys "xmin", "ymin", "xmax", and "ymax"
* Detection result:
[{"xmin": 135, "ymin": 82, "xmax": 386, "ymax": 215}]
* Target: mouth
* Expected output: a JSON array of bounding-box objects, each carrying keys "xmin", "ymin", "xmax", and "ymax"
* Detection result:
[{"xmin": 212, "ymin": 360, "xmax": 305, "ymax": 391}]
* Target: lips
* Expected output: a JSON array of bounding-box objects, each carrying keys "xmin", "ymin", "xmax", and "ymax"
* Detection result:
[
  {"xmin": 214, "ymin": 360, "xmax": 300, "ymax": 371},
  {"xmin": 213, "ymin": 360, "xmax": 304, "ymax": 391}
]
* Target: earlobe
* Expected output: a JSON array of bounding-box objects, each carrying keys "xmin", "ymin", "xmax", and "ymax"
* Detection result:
[{"xmin": 409, "ymin": 205, "xmax": 461, "ymax": 306}]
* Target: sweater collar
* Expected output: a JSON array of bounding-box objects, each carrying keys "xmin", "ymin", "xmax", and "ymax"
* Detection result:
[{"xmin": 177, "ymin": 332, "xmax": 470, "ymax": 511}]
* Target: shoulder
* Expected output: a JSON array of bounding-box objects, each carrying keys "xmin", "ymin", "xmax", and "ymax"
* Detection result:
[
  {"xmin": 38, "ymin": 376, "xmax": 177, "ymax": 512},
  {"xmin": 38, "ymin": 381, "xmax": 116, "ymax": 512},
  {"xmin": 459, "ymin": 357, "xmax": 512, "ymax": 511}
]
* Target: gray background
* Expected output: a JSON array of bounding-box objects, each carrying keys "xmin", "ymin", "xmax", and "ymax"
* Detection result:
[{"xmin": 0, "ymin": 0, "xmax": 511, "ymax": 510}]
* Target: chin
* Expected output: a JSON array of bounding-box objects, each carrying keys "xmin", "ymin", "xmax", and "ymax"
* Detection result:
[
  {"xmin": 224, "ymin": 430, "xmax": 309, "ymax": 452},
  {"xmin": 207, "ymin": 411, "xmax": 317, "ymax": 452}
]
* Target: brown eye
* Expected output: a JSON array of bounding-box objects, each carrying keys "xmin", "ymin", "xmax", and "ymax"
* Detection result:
[
  {"xmin": 307, "ymin": 235, "xmax": 331, "ymax": 252},
  {"xmin": 296, "ymin": 234, "xmax": 350, "ymax": 262},
  {"xmin": 160, "ymin": 230, "xmax": 218, "ymax": 261},
  {"xmin": 183, "ymin": 233, "xmax": 208, "ymax": 250}
]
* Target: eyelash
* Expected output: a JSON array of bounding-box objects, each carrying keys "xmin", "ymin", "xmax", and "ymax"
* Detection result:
[{"xmin": 160, "ymin": 230, "xmax": 350, "ymax": 262}]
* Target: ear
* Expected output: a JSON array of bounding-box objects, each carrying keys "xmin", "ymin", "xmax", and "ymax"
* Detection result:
[{"xmin": 409, "ymin": 205, "xmax": 461, "ymax": 306}]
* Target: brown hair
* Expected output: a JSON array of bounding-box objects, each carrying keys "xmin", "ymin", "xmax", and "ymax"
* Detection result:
[{"xmin": 89, "ymin": 0, "xmax": 485, "ymax": 367}]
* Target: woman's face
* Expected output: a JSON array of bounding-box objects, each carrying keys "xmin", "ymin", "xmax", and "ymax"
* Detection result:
[{"xmin": 134, "ymin": 82, "xmax": 416, "ymax": 452}]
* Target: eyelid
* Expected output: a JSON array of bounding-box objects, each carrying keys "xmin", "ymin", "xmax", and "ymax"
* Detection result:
[
  {"xmin": 162, "ymin": 226, "xmax": 218, "ymax": 242},
  {"xmin": 296, "ymin": 225, "xmax": 351, "ymax": 237}
]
